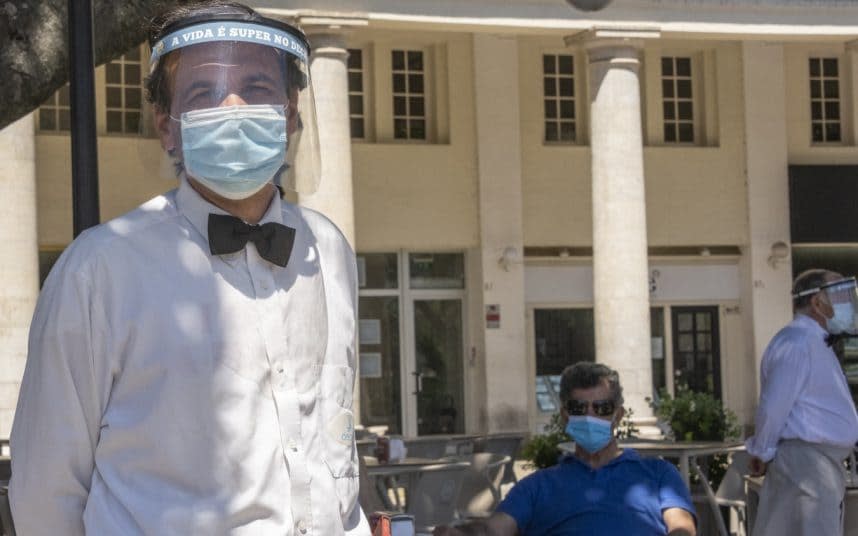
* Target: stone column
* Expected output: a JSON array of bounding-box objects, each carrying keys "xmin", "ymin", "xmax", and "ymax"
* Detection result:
[
  {"xmin": 300, "ymin": 32, "xmax": 356, "ymax": 249},
  {"xmin": 569, "ymin": 29, "xmax": 658, "ymax": 431},
  {"xmin": 0, "ymin": 114, "xmax": 39, "ymax": 438},
  {"xmin": 473, "ymin": 34, "xmax": 528, "ymax": 433},
  {"xmin": 848, "ymin": 41, "xmax": 858, "ymax": 158},
  {"xmin": 740, "ymin": 42, "xmax": 792, "ymax": 395},
  {"xmin": 298, "ymin": 20, "xmax": 365, "ymax": 423}
]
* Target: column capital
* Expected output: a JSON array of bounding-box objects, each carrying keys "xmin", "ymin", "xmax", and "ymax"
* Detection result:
[
  {"xmin": 307, "ymin": 33, "xmax": 350, "ymax": 59},
  {"xmin": 295, "ymin": 12, "xmax": 368, "ymax": 35},
  {"xmin": 846, "ymin": 38, "xmax": 858, "ymax": 53},
  {"xmin": 564, "ymin": 26, "xmax": 660, "ymax": 51},
  {"xmin": 261, "ymin": 10, "xmax": 368, "ymax": 53}
]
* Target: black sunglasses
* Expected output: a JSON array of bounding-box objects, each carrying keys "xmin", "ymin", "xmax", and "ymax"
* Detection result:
[{"xmin": 565, "ymin": 398, "xmax": 617, "ymax": 417}]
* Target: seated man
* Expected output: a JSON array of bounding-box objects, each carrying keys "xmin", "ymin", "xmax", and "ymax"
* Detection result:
[{"xmin": 435, "ymin": 362, "xmax": 696, "ymax": 536}]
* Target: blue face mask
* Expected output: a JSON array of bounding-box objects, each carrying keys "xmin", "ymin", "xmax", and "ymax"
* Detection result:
[
  {"xmin": 566, "ymin": 415, "xmax": 614, "ymax": 454},
  {"xmin": 180, "ymin": 104, "xmax": 287, "ymax": 200},
  {"xmin": 827, "ymin": 302, "xmax": 857, "ymax": 335}
]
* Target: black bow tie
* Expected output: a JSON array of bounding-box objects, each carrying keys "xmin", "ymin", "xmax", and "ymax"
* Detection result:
[
  {"xmin": 208, "ymin": 214, "xmax": 295, "ymax": 267},
  {"xmin": 825, "ymin": 333, "xmax": 858, "ymax": 347}
]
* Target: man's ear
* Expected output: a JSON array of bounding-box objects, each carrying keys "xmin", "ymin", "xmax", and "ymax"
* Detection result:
[
  {"xmin": 154, "ymin": 106, "xmax": 176, "ymax": 152},
  {"xmin": 615, "ymin": 406, "xmax": 625, "ymax": 425},
  {"xmin": 812, "ymin": 292, "xmax": 831, "ymax": 316}
]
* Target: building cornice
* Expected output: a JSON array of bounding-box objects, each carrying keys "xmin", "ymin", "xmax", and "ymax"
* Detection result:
[{"xmin": 254, "ymin": 1, "xmax": 858, "ymax": 41}]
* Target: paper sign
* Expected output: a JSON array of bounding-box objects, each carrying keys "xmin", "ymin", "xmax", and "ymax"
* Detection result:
[
  {"xmin": 360, "ymin": 319, "xmax": 381, "ymax": 345},
  {"xmin": 486, "ymin": 304, "xmax": 500, "ymax": 329},
  {"xmin": 360, "ymin": 352, "xmax": 383, "ymax": 378},
  {"xmin": 651, "ymin": 337, "xmax": 664, "ymax": 360}
]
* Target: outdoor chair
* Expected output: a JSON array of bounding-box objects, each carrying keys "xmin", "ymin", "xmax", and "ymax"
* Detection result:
[
  {"xmin": 359, "ymin": 455, "xmax": 389, "ymax": 515},
  {"xmin": 714, "ymin": 451, "xmax": 751, "ymax": 536},
  {"xmin": 691, "ymin": 451, "xmax": 750, "ymax": 536},
  {"xmin": 405, "ymin": 461, "xmax": 470, "ymax": 535},
  {"xmin": 0, "ymin": 482, "xmax": 15, "ymax": 536},
  {"xmin": 403, "ymin": 438, "xmax": 449, "ymax": 460},
  {"xmin": 476, "ymin": 434, "xmax": 523, "ymax": 486},
  {"xmin": 455, "ymin": 453, "xmax": 511, "ymax": 520},
  {"xmin": 445, "ymin": 439, "xmax": 474, "ymax": 457}
]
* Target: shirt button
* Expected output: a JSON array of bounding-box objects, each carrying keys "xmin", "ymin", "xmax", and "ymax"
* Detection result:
[
  {"xmin": 277, "ymin": 367, "xmax": 285, "ymax": 374},
  {"xmin": 296, "ymin": 520, "xmax": 307, "ymax": 534}
]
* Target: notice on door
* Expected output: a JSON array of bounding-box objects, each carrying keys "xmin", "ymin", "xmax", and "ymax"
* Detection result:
[{"xmin": 486, "ymin": 304, "xmax": 500, "ymax": 329}]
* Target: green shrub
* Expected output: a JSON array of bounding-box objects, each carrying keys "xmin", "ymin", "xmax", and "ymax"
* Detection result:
[
  {"xmin": 520, "ymin": 413, "xmax": 569, "ymax": 470},
  {"xmin": 647, "ymin": 384, "xmax": 741, "ymax": 442},
  {"xmin": 647, "ymin": 384, "xmax": 741, "ymax": 488}
]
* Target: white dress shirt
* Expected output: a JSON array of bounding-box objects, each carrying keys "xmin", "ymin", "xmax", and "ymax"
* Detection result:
[
  {"xmin": 10, "ymin": 179, "xmax": 370, "ymax": 535},
  {"xmin": 746, "ymin": 314, "xmax": 858, "ymax": 462}
]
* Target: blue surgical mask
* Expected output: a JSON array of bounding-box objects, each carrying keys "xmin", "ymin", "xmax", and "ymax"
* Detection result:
[
  {"xmin": 566, "ymin": 415, "xmax": 614, "ymax": 454},
  {"xmin": 827, "ymin": 302, "xmax": 857, "ymax": 334},
  {"xmin": 180, "ymin": 104, "xmax": 287, "ymax": 200}
]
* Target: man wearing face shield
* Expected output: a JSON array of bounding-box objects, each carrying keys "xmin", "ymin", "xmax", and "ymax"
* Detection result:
[
  {"xmin": 9, "ymin": 2, "xmax": 369, "ymax": 534},
  {"xmin": 746, "ymin": 269, "xmax": 858, "ymax": 536}
]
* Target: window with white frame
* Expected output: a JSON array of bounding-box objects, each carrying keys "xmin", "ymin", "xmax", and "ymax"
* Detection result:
[
  {"xmin": 391, "ymin": 49, "xmax": 426, "ymax": 140},
  {"xmin": 348, "ymin": 48, "xmax": 366, "ymax": 139},
  {"xmin": 809, "ymin": 57, "xmax": 842, "ymax": 143},
  {"xmin": 661, "ymin": 56, "xmax": 695, "ymax": 143},
  {"xmin": 543, "ymin": 54, "xmax": 576, "ymax": 143},
  {"xmin": 105, "ymin": 45, "xmax": 145, "ymax": 134},
  {"xmin": 38, "ymin": 84, "xmax": 71, "ymax": 132}
]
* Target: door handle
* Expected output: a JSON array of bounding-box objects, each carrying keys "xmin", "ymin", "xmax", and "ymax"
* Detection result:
[{"xmin": 412, "ymin": 371, "xmax": 423, "ymax": 395}]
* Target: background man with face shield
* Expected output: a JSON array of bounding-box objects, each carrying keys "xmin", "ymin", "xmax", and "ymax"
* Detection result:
[
  {"xmin": 434, "ymin": 362, "xmax": 697, "ymax": 536},
  {"xmin": 9, "ymin": 2, "xmax": 369, "ymax": 534},
  {"xmin": 746, "ymin": 268, "xmax": 858, "ymax": 536}
]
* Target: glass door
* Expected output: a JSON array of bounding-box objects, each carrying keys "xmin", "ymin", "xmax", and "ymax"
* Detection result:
[
  {"xmin": 412, "ymin": 299, "xmax": 465, "ymax": 435},
  {"xmin": 358, "ymin": 253, "xmax": 403, "ymax": 433},
  {"xmin": 671, "ymin": 306, "xmax": 721, "ymax": 399},
  {"xmin": 358, "ymin": 296, "xmax": 402, "ymax": 433},
  {"xmin": 405, "ymin": 253, "xmax": 465, "ymax": 436},
  {"xmin": 358, "ymin": 252, "xmax": 466, "ymax": 437}
]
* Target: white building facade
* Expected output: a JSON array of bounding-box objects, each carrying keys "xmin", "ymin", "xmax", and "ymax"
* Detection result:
[{"xmin": 3, "ymin": 0, "xmax": 858, "ymax": 438}]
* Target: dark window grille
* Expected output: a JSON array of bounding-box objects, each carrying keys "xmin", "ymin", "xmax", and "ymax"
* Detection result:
[
  {"xmin": 661, "ymin": 56, "xmax": 694, "ymax": 143},
  {"xmin": 392, "ymin": 49, "xmax": 426, "ymax": 140},
  {"xmin": 809, "ymin": 57, "xmax": 842, "ymax": 143},
  {"xmin": 543, "ymin": 54, "xmax": 576, "ymax": 143},
  {"xmin": 348, "ymin": 48, "xmax": 366, "ymax": 139}
]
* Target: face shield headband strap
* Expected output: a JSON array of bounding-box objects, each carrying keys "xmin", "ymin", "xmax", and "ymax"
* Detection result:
[
  {"xmin": 149, "ymin": 20, "xmax": 308, "ymax": 73},
  {"xmin": 792, "ymin": 276, "xmax": 858, "ymax": 300}
]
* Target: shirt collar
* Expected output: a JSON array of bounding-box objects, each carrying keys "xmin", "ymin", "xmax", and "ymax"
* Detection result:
[
  {"xmin": 562, "ymin": 447, "xmax": 640, "ymax": 470},
  {"xmin": 794, "ymin": 313, "xmax": 828, "ymax": 340},
  {"xmin": 175, "ymin": 177, "xmax": 284, "ymax": 248}
]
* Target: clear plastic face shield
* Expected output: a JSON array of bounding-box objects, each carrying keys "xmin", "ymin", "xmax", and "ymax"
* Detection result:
[
  {"xmin": 795, "ymin": 276, "xmax": 858, "ymax": 334},
  {"xmin": 149, "ymin": 19, "xmax": 320, "ymax": 197}
]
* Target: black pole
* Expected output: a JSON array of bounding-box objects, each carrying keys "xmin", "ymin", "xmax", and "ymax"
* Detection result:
[{"xmin": 68, "ymin": 0, "xmax": 100, "ymax": 237}]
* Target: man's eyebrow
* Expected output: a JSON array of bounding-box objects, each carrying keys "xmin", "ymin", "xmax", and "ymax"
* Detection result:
[
  {"xmin": 179, "ymin": 80, "xmax": 214, "ymax": 100},
  {"xmin": 243, "ymin": 73, "xmax": 281, "ymax": 86}
]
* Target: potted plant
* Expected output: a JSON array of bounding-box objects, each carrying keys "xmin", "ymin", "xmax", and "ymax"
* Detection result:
[{"xmin": 647, "ymin": 384, "xmax": 741, "ymax": 489}]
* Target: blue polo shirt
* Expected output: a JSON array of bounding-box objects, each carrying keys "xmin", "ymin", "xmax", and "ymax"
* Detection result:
[{"xmin": 497, "ymin": 449, "xmax": 695, "ymax": 535}]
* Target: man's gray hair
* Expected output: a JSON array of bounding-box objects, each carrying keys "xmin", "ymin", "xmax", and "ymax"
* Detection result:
[
  {"xmin": 559, "ymin": 361, "xmax": 624, "ymax": 406},
  {"xmin": 792, "ymin": 268, "xmax": 832, "ymax": 310}
]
